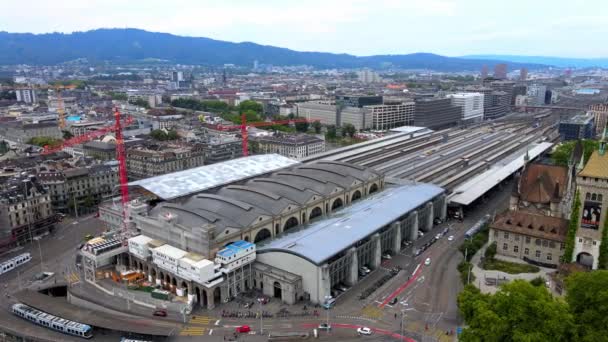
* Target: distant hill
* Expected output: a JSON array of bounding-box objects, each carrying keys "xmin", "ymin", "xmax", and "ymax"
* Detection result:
[
  {"xmin": 464, "ymin": 54, "xmax": 608, "ymax": 69},
  {"xmin": 0, "ymin": 28, "xmax": 547, "ymax": 71}
]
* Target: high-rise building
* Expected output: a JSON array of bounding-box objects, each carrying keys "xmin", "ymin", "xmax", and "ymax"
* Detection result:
[
  {"xmin": 489, "ymin": 81, "xmax": 515, "ymax": 104},
  {"xmin": 527, "ymin": 84, "xmax": 547, "ymax": 106},
  {"xmin": 413, "ymin": 97, "xmax": 462, "ymax": 129},
  {"xmin": 481, "ymin": 65, "xmax": 489, "ymax": 79},
  {"xmin": 589, "ymin": 103, "xmax": 608, "ymax": 135},
  {"xmin": 171, "ymin": 71, "xmax": 184, "ymax": 82},
  {"xmin": 15, "ymin": 88, "xmax": 37, "ymax": 104},
  {"xmin": 357, "ymin": 69, "xmax": 381, "ymax": 84},
  {"xmin": 446, "ymin": 93, "xmax": 485, "ymax": 124},
  {"xmin": 494, "ymin": 64, "xmax": 508, "ymax": 79},
  {"xmin": 485, "ymin": 91, "xmax": 510, "ymax": 120},
  {"xmin": 519, "ymin": 68, "xmax": 528, "ymax": 81}
]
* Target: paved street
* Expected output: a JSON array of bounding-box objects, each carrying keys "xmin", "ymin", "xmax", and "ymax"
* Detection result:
[{"xmin": 0, "ymin": 180, "xmax": 512, "ymax": 342}]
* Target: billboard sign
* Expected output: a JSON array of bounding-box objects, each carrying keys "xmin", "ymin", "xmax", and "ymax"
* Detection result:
[{"xmin": 581, "ymin": 201, "xmax": 602, "ymax": 230}]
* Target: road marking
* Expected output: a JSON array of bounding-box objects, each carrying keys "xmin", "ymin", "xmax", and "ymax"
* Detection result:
[
  {"xmin": 215, "ymin": 319, "xmax": 221, "ymax": 326},
  {"xmin": 190, "ymin": 316, "xmax": 213, "ymax": 324},
  {"xmin": 379, "ymin": 262, "xmax": 424, "ymax": 308},
  {"xmin": 209, "ymin": 329, "xmax": 213, "ymax": 335}
]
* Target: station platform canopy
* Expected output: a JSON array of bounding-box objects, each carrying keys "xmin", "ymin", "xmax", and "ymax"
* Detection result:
[
  {"xmin": 129, "ymin": 154, "xmax": 299, "ymax": 200},
  {"xmin": 448, "ymin": 142, "xmax": 554, "ymax": 206}
]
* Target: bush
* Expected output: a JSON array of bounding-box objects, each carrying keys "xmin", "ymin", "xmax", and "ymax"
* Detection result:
[
  {"xmin": 530, "ymin": 276, "xmax": 545, "ymax": 287},
  {"xmin": 484, "ymin": 242, "xmax": 497, "ymax": 260},
  {"xmin": 482, "ymin": 258, "xmax": 540, "ymax": 274},
  {"xmin": 458, "ymin": 261, "xmax": 476, "ymax": 285}
]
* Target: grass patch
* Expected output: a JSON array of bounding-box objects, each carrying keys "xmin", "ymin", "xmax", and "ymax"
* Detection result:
[{"xmin": 482, "ymin": 258, "xmax": 540, "ymax": 274}]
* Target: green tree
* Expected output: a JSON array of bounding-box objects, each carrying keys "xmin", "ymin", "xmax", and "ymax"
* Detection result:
[
  {"xmin": 458, "ymin": 280, "xmax": 574, "ymax": 342},
  {"xmin": 28, "ymin": 136, "xmax": 62, "ymax": 147},
  {"xmin": 62, "ymin": 130, "xmax": 74, "ymax": 139},
  {"xmin": 129, "ymin": 98, "xmax": 150, "ymax": 108},
  {"xmin": 484, "ymin": 241, "xmax": 497, "ymax": 260},
  {"xmin": 552, "ymin": 140, "xmax": 598, "ymax": 166},
  {"xmin": 150, "ymin": 129, "xmax": 168, "ymax": 141},
  {"xmin": 342, "ymin": 123, "xmax": 356, "ymax": 138},
  {"xmin": 562, "ymin": 190, "xmax": 581, "ymax": 263},
  {"xmin": 565, "ymin": 271, "xmax": 608, "ymax": 342},
  {"xmin": 238, "ymin": 100, "xmax": 263, "ymax": 114},
  {"xmin": 312, "ymin": 121, "xmax": 322, "ymax": 134},
  {"xmin": 0, "ymin": 90, "xmax": 16, "ymax": 100},
  {"xmin": 108, "ymin": 92, "xmax": 128, "ymax": 101},
  {"xmin": 599, "ymin": 211, "xmax": 608, "ymax": 269},
  {"xmin": 295, "ymin": 121, "xmax": 309, "ymax": 133},
  {"xmin": 83, "ymin": 194, "xmax": 95, "ymax": 208},
  {"xmin": 231, "ymin": 110, "xmax": 262, "ymax": 124},
  {"xmin": 325, "ymin": 125, "xmax": 337, "ymax": 140},
  {"xmin": 166, "ymin": 130, "xmax": 179, "ymax": 140}
]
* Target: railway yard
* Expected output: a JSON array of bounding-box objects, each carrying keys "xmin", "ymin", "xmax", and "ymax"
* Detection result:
[{"xmin": 307, "ymin": 113, "xmax": 559, "ymax": 199}]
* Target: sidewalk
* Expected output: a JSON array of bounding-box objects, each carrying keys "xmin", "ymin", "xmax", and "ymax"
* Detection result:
[{"xmin": 469, "ymin": 243, "xmax": 554, "ymax": 294}]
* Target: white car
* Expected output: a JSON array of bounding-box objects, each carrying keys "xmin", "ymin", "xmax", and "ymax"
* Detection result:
[
  {"xmin": 435, "ymin": 233, "xmax": 442, "ymax": 240},
  {"xmin": 382, "ymin": 253, "xmax": 392, "ymax": 260},
  {"xmin": 425, "ymin": 257, "xmax": 431, "ymax": 266},
  {"xmin": 448, "ymin": 235, "xmax": 454, "ymax": 241},
  {"xmin": 357, "ymin": 327, "xmax": 373, "ymax": 335}
]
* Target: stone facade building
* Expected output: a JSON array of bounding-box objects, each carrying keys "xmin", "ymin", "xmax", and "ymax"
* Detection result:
[
  {"xmin": 0, "ymin": 174, "xmax": 56, "ymax": 251},
  {"xmin": 252, "ymin": 133, "xmax": 325, "ymax": 160},
  {"xmin": 126, "ymin": 143, "xmax": 205, "ymax": 180}
]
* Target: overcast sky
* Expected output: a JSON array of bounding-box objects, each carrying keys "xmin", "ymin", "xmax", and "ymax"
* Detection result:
[{"xmin": 2, "ymin": 0, "xmax": 607, "ymax": 58}]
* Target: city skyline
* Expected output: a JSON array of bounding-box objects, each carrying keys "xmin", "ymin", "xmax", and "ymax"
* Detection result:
[{"xmin": 2, "ymin": 0, "xmax": 608, "ymax": 58}]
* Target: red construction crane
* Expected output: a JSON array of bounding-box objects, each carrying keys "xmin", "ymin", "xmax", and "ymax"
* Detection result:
[
  {"xmin": 42, "ymin": 108, "xmax": 133, "ymax": 242},
  {"xmin": 217, "ymin": 114, "xmax": 318, "ymax": 156}
]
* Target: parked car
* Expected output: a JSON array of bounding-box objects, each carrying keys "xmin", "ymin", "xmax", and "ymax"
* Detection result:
[
  {"xmin": 357, "ymin": 327, "xmax": 373, "ymax": 335},
  {"xmin": 235, "ymin": 325, "xmax": 251, "ymax": 333},
  {"xmin": 418, "ymin": 231, "xmax": 424, "ymax": 237},
  {"xmin": 336, "ymin": 284, "xmax": 349, "ymax": 292},
  {"xmin": 318, "ymin": 323, "xmax": 332, "ymax": 331},
  {"xmin": 435, "ymin": 233, "xmax": 442, "ymax": 240},
  {"xmin": 442, "ymin": 227, "xmax": 449, "ymax": 235},
  {"xmin": 153, "ymin": 309, "xmax": 167, "ymax": 317},
  {"xmin": 361, "ymin": 266, "xmax": 371, "ymax": 274},
  {"xmin": 425, "ymin": 258, "xmax": 431, "ymax": 266},
  {"xmin": 414, "ymin": 249, "xmax": 422, "ymax": 257},
  {"xmin": 389, "ymin": 297, "xmax": 398, "ymax": 305},
  {"xmin": 448, "ymin": 235, "xmax": 454, "ymax": 241},
  {"xmin": 382, "ymin": 253, "xmax": 392, "ymax": 260}
]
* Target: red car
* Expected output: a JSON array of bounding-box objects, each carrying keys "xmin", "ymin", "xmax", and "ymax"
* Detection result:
[
  {"xmin": 153, "ymin": 309, "xmax": 167, "ymax": 317},
  {"xmin": 235, "ymin": 325, "xmax": 251, "ymax": 333}
]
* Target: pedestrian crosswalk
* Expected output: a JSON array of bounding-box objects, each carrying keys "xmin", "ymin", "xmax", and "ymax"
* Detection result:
[
  {"xmin": 190, "ymin": 316, "xmax": 213, "ymax": 325},
  {"xmin": 179, "ymin": 326, "xmax": 207, "ymax": 336}
]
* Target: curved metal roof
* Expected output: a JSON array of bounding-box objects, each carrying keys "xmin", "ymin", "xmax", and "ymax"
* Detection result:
[{"xmin": 257, "ymin": 183, "xmax": 444, "ymax": 266}]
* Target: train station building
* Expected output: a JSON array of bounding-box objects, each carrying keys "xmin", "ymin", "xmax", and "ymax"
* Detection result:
[{"xmin": 255, "ymin": 183, "xmax": 445, "ymax": 304}]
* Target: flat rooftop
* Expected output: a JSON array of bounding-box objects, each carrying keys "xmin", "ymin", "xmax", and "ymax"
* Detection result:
[
  {"xmin": 129, "ymin": 154, "xmax": 299, "ymax": 200},
  {"xmin": 449, "ymin": 142, "xmax": 554, "ymax": 206},
  {"xmin": 258, "ymin": 183, "xmax": 443, "ymax": 265}
]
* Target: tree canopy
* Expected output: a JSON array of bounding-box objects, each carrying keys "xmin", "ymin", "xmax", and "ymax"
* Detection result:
[
  {"xmin": 150, "ymin": 129, "xmax": 179, "ymax": 141},
  {"xmin": 458, "ymin": 281, "xmax": 574, "ymax": 342},
  {"xmin": 28, "ymin": 136, "xmax": 62, "ymax": 147},
  {"xmin": 565, "ymin": 271, "xmax": 608, "ymax": 342},
  {"xmin": 342, "ymin": 123, "xmax": 356, "ymax": 138},
  {"xmin": 237, "ymin": 100, "xmax": 263, "ymax": 114},
  {"xmin": 552, "ymin": 140, "xmax": 598, "ymax": 166}
]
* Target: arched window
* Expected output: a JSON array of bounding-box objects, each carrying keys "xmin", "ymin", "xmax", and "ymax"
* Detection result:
[
  {"xmin": 586, "ymin": 193, "xmax": 591, "ymax": 200},
  {"xmin": 599, "ymin": 194, "xmax": 603, "ymax": 202},
  {"xmin": 592, "ymin": 194, "xmax": 597, "ymax": 201}
]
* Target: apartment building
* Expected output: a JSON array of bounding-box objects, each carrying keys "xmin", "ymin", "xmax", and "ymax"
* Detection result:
[
  {"xmin": 367, "ymin": 102, "xmax": 415, "ymax": 130},
  {"xmin": 126, "ymin": 143, "xmax": 205, "ymax": 180}
]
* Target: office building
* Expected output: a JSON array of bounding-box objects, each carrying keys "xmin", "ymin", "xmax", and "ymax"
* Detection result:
[
  {"xmin": 520, "ymin": 68, "xmax": 528, "ymax": 81},
  {"xmin": 573, "ymin": 133, "xmax": 608, "ymax": 269},
  {"xmin": 357, "ymin": 69, "xmax": 381, "ymax": 84},
  {"xmin": 484, "ymin": 91, "xmax": 511, "ymax": 120},
  {"xmin": 494, "ymin": 64, "xmax": 508, "ymax": 79},
  {"xmin": 83, "ymin": 141, "xmax": 116, "ymax": 161},
  {"xmin": 589, "ymin": 103, "xmax": 608, "ymax": 135},
  {"xmin": 15, "ymin": 89, "xmax": 37, "ymax": 104},
  {"xmin": 126, "ymin": 143, "xmax": 205, "ymax": 180},
  {"xmin": 527, "ymin": 84, "xmax": 548, "ymax": 106},
  {"xmin": 446, "ymin": 93, "xmax": 484, "ymax": 124},
  {"xmin": 366, "ymin": 102, "xmax": 415, "ymax": 130},
  {"xmin": 296, "ymin": 102, "xmax": 371, "ymax": 130},
  {"xmin": 413, "ymin": 97, "xmax": 462, "ymax": 129},
  {"xmin": 512, "ymin": 85, "xmax": 527, "ymax": 104},
  {"xmin": 464, "ymin": 86, "xmax": 493, "ymax": 114},
  {"xmin": 252, "ymin": 133, "xmax": 325, "ymax": 160},
  {"xmin": 199, "ymin": 135, "xmax": 243, "ymax": 164},
  {"xmin": 0, "ymin": 174, "xmax": 56, "ymax": 251},
  {"xmin": 489, "ymin": 81, "xmax": 515, "ymax": 104},
  {"xmin": 558, "ymin": 113, "xmax": 595, "ymax": 141},
  {"xmin": 336, "ymin": 95, "xmax": 383, "ymax": 108}
]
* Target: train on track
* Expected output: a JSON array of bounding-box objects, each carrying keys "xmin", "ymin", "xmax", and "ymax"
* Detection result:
[
  {"xmin": 0, "ymin": 253, "xmax": 31, "ymax": 275},
  {"xmin": 11, "ymin": 303, "xmax": 93, "ymax": 339}
]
